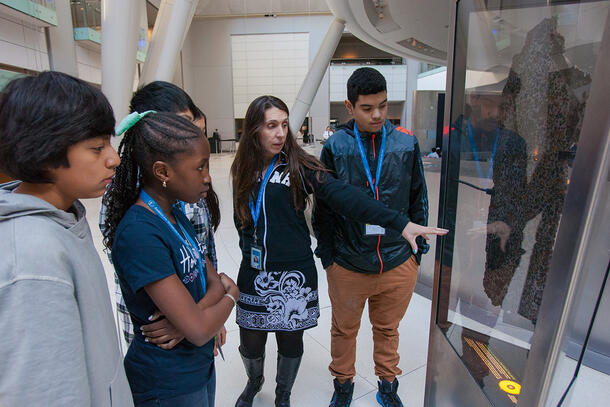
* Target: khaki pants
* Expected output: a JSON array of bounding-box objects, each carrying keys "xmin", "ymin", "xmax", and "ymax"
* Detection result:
[{"xmin": 326, "ymin": 257, "xmax": 418, "ymax": 382}]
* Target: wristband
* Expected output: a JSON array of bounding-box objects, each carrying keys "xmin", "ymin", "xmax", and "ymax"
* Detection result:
[{"xmin": 224, "ymin": 292, "xmax": 237, "ymax": 306}]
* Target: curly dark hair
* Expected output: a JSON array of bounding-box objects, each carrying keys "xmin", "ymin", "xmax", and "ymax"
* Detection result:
[
  {"xmin": 103, "ymin": 112, "xmax": 202, "ymax": 249},
  {"xmin": 0, "ymin": 71, "xmax": 114, "ymax": 183}
]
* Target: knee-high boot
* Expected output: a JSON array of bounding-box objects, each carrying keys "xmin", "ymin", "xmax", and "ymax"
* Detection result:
[
  {"xmin": 235, "ymin": 347, "xmax": 265, "ymax": 407},
  {"xmin": 274, "ymin": 353, "xmax": 302, "ymax": 407}
]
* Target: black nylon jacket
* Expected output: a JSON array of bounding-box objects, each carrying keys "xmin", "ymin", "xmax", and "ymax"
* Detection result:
[{"xmin": 313, "ymin": 119, "xmax": 429, "ymax": 274}]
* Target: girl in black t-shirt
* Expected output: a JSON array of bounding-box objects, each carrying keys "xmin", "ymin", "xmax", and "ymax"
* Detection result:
[{"xmin": 104, "ymin": 112, "xmax": 238, "ymax": 407}]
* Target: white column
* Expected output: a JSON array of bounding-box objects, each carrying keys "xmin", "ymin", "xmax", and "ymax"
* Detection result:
[
  {"xmin": 101, "ymin": 0, "xmax": 141, "ymax": 123},
  {"xmin": 402, "ymin": 58, "xmax": 419, "ymax": 130},
  {"xmin": 290, "ymin": 18, "xmax": 345, "ymax": 136},
  {"xmin": 139, "ymin": 0, "xmax": 199, "ymax": 86},
  {"xmin": 45, "ymin": 0, "xmax": 78, "ymax": 77}
]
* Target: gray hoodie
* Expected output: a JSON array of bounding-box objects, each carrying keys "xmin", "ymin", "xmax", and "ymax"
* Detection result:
[{"xmin": 0, "ymin": 181, "xmax": 133, "ymax": 406}]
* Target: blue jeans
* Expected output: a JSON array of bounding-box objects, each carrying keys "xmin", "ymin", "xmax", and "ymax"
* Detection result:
[{"xmin": 136, "ymin": 369, "xmax": 216, "ymax": 407}]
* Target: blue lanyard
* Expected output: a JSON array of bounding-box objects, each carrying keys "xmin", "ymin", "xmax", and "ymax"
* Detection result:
[
  {"xmin": 249, "ymin": 155, "xmax": 278, "ymax": 229},
  {"xmin": 466, "ymin": 119, "xmax": 499, "ymax": 181},
  {"xmin": 353, "ymin": 123, "xmax": 386, "ymax": 198},
  {"xmin": 140, "ymin": 190, "xmax": 206, "ymax": 293}
]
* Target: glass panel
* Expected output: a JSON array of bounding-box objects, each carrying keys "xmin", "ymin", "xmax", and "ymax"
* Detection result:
[
  {"xmin": 439, "ymin": 1, "xmax": 609, "ymax": 405},
  {"xmin": 32, "ymin": 0, "xmax": 56, "ymax": 11},
  {"xmin": 70, "ymin": 0, "xmax": 101, "ymax": 30},
  {"xmin": 545, "ymin": 165, "xmax": 610, "ymax": 405}
]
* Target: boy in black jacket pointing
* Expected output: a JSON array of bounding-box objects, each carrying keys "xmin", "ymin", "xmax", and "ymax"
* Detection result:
[{"xmin": 314, "ymin": 67, "xmax": 447, "ymax": 407}]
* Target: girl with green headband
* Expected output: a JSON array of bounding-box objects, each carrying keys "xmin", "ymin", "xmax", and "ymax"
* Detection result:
[{"xmin": 103, "ymin": 111, "xmax": 237, "ymax": 407}]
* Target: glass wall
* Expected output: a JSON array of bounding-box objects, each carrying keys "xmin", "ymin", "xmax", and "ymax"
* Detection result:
[
  {"xmin": 70, "ymin": 0, "xmax": 100, "ymax": 30},
  {"xmin": 437, "ymin": 1, "xmax": 609, "ymax": 405},
  {"xmin": 32, "ymin": 0, "xmax": 55, "ymax": 10}
]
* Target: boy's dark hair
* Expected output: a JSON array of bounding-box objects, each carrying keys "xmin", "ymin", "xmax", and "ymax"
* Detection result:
[
  {"xmin": 191, "ymin": 106, "xmax": 207, "ymax": 136},
  {"xmin": 0, "ymin": 71, "xmax": 114, "ymax": 183},
  {"xmin": 128, "ymin": 81, "xmax": 220, "ymax": 230},
  {"xmin": 130, "ymin": 81, "xmax": 196, "ymax": 116},
  {"xmin": 103, "ymin": 112, "xmax": 202, "ymax": 248},
  {"xmin": 346, "ymin": 67, "xmax": 387, "ymax": 106}
]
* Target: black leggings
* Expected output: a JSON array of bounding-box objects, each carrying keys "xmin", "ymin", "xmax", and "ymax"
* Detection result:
[{"xmin": 239, "ymin": 327, "xmax": 304, "ymax": 359}]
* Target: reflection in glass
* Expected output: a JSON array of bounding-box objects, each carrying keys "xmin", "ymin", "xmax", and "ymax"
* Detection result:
[{"xmin": 440, "ymin": 1, "xmax": 608, "ymax": 405}]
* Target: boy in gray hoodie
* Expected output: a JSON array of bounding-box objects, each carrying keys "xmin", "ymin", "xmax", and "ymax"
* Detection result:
[{"xmin": 0, "ymin": 72, "xmax": 133, "ymax": 406}]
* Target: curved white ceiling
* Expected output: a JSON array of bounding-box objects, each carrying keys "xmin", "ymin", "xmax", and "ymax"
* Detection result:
[
  {"xmin": 195, "ymin": 0, "xmax": 331, "ymax": 16},
  {"xmin": 190, "ymin": 0, "xmax": 451, "ymax": 63},
  {"xmin": 326, "ymin": 0, "xmax": 451, "ymax": 64}
]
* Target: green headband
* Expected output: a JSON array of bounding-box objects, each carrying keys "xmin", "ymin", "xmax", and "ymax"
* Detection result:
[{"xmin": 115, "ymin": 110, "xmax": 156, "ymax": 136}]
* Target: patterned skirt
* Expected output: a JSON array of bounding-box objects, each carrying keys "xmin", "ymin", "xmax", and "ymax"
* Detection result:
[{"xmin": 236, "ymin": 260, "xmax": 319, "ymax": 331}]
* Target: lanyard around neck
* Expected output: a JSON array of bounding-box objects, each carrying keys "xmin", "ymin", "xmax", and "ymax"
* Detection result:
[
  {"xmin": 140, "ymin": 190, "xmax": 206, "ymax": 293},
  {"xmin": 249, "ymin": 154, "xmax": 278, "ymax": 229},
  {"xmin": 353, "ymin": 123, "xmax": 386, "ymax": 199},
  {"xmin": 466, "ymin": 119, "xmax": 500, "ymax": 182}
]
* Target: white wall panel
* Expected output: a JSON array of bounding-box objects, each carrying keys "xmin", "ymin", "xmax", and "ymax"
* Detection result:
[
  {"xmin": 75, "ymin": 45, "xmax": 101, "ymax": 84},
  {"xmin": 0, "ymin": 15, "xmax": 48, "ymax": 72},
  {"xmin": 231, "ymin": 33, "xmax": 309, "ymax": 118},
  {"xmin": 182, "ymin": 15, "xmax": 333, "ymax": 141},
  {"xmin": 329, "ymin": 64, "xmax": 408, "ymax": 102},
  {"xmin": 0, "ymin": 11, "xmax": 105, "ymax": 84},
  {"xmin": 0, "ymin": 40, "xmax": 29, "ymax": 68}
]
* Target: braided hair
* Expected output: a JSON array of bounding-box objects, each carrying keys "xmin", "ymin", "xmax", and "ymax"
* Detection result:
[{"xmin": 103, "ymin": 112, "xmax": 202, "ymax": 249}]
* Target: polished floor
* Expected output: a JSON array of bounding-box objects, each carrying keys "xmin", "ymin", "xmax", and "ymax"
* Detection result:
[{"xmin": 82, "ymin": 143, "xmax": 609, "ymax": 406}]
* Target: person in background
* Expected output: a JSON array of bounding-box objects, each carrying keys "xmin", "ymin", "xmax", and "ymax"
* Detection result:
[
  {"xmin": 426, "ymin": 147, "xmax": 440, "ymax": 158},
  {"xmin": 323, "ymin": 125, "xmax": 334, "ymax": 141},
  {"xmin": 0, "ymin": 71, "xmax": 133, "ymax": 406}
]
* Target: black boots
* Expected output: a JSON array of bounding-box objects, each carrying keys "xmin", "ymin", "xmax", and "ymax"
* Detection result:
[
  {"xmin": 329, "ymin": 378, "xmax": 354, "ymax": 406},
  {"xmin": 235, "ymin": 349, "xmax": 265, "ymax": 407},
  {"xmin": 274, "ymin": 354, "xmax": 302, "ymax": 407},
  {"xmin": 376, "ymin": 378, "xmax": 404, "ymax": 407},
  {"xmin": 235, "ymin": 351, "xmax": 302, "ymax": 407}
]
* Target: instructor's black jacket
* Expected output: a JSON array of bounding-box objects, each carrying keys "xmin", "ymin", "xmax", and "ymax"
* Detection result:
[{"xmin": 236, "ymin": 157, "xmax": 411, "ymax": 272}]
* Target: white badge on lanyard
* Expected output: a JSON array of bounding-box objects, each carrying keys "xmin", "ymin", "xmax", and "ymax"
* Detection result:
[
  {"xmin": 365, "ymin": 223, "xmax": 386, "ymax": 236},
  {"xmin": 250, "ymin": 244, "xmax": 263, "ymax": 270}
]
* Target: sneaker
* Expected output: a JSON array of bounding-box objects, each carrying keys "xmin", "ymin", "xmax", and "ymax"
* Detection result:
[
  {"xmin": 376, "ymin": 378, "xmax": 403, "ymax": 407},
  {"xmin": 329, "ymin": 378, "xmax": 354, "ymax": 407}
]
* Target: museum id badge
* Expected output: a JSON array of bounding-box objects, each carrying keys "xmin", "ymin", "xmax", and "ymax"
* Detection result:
[
  {"xmin": 365, "ymin": 224, "xmax": 386, "ymax": 236},
  {"xmin": 250, "ymin": 244, "xmax": 263, "ymax": 270}
]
